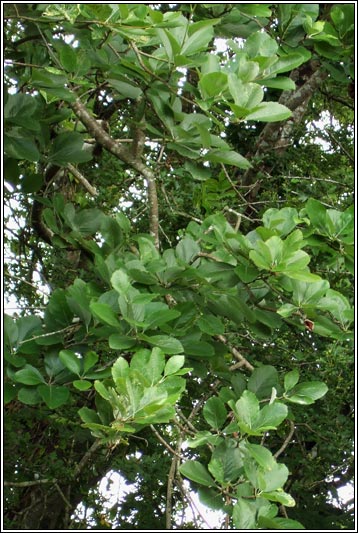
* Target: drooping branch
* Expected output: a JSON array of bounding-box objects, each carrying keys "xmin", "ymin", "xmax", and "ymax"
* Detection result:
[{"xmin": 70, "ymin": 99, "xmax": 160, "ymax": 248}]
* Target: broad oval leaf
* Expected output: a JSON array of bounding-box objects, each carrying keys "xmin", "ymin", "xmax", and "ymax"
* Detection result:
[
  {"xmin": 203, "ymin": 397, "xmax": 227, "ymax": 430},
  {"xmin": 179, "ymin": 460, "xmax": 214, "ymax": 487},
  {"xmin": 287, "ymin": 381, "xmax": 328, "ymax": 405},
  {"xmin": 14, "ymin": 364, "xmax": 45, "ymax": 385},
  {"xmin": 38, "ymin": 384, "xmax": 70, "ymax": 409},
  {"xmin": 248, "ymin": 365, "xmax": 279, "ymax": 400},
  {"xmin": 255, "ymin": 402, "xmax": 288, "ymax": 432},
  {"xmin": 245, "ymin": 102, "xmax": 292, "ymax": 122},
  {"xmin": 164, "ymin": 355, "xmax": 185, "ymax": 376},
  {"xmin": 59, "ymin": 349, "xmax": 81, "ymax": 376},
  {"xmin": 90, "ymin": 302, "xmax": 121, "ymax": 328}
]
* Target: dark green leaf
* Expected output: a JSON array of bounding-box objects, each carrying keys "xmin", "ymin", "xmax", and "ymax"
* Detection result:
[
  {"xmin": 38, "ymin": 384, "xmax": 70, "ymax": 408},
  {"xmin": 179, "ymin": 460, "xmax": 214, "ymax": 487},
  {"xmin": 203, "ymin": 397, "xmax": 227, "ymax": 429},
  {"xmin": 14, "ymin": 365, "xmax": 45, "ymax": 386},
  {"xmin": 59, "ymin": 349, "xmax": 81, "ymax": 376}
]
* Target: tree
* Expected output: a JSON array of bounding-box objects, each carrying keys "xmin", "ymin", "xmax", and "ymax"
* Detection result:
[{"xmin": 3, "ymin": 3, "xmax": 354, "ymax": 530}]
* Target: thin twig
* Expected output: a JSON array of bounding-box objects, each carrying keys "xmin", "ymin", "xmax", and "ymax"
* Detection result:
[
  {"xmin": 176, "ymin": 474, "xmax": 213, "ymax": 529},
  {"xmin": 215, "ymin": 334, "xmax": 254, "ymax": 371},
  {"xmin": 73, "ymin": 440, "xmax": 102, "ymax": 479},
  {"xmin": 274, "ymin": 420, "xmax": 295, "ymax": 459},
  {"xmin": 4, "ymin": 479, "xmax": 56, "ymax": 487},
  {"xmin": 54, "ymin": 482, "xmax": 72, "ymax": 508},
  {"xmin": 166, "ymin": 431, "xmax": 183, "ymax": 530},
  {"xmin": 150, "ymin": 425, "xmax": 182, "ymax": 459}
]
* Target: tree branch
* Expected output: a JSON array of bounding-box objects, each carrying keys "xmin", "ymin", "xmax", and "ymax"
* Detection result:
[
  {"xmin": 70, "ymin": 98, "xmax": 160, "ymax": 248},
  {"xmin": 67, "ymin": 163, "xmax": 98, "ymax": 197},
  {"xmin": 215, "ymin": 334, "xmax": 254, "ymax": 371},
  {"xmin": 274, "ymin": 420, "xmax": 295, "ymax": 459},
  {"xmin": 4, "ymin": 479, "xmax": 56, "ymax": 487}
]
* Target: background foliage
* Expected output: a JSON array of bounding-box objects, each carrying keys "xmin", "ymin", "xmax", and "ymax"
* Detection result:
[{"xmin": 3, "ymin": 3, "xmax": 354, "ymax": 530}]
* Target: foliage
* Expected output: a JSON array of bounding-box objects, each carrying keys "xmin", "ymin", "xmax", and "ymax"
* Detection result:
[{"xmin": 3, "ymin": 3, "xmax": 354, "ymax": 530}]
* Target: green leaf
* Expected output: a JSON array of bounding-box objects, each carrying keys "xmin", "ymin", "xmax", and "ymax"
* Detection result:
[
  {"xmin": 185, "ymin": 431, "xmax": 222, "ymax": 449},
  {"xmin": 78, "ymin": 406, "xmax": 101, "ymax": 425},
  {"xmin": 260, "ymin": 77, "xmax": 296, "ymax": 90},
  {"xmin": 233, "ymin": 498, "xmax": 257, "ymax": 529},
  {"xmin": 18, "ymin": 387, "xmax": 41, "ymax": 405},
  {"xmin": 199, "ymin": 72, "xmax": 228, "ymax": 99},
  {"xmin": 304, "ymin": 198, "xmax": 327, "ymax": 232},
  {"xmin": 107, "ymin": 79, "xmax": 142, "ymax": 99},
  {"xmin": 176, "ymin": 237, "xmax": 200, "ymax": 263},
  {"xmin": 284, "ymin": 369, "xmax": 300, "ymax": 392},
  {"xmin": 259, "ymin": 489, "xmax": 296, "ymax": 507},
  {"xmin": 109, "ymin": 334, "xmax": 137, "ymax": 350},
  {"xmin": 255, "ymin": 402, "xmax": 288, "ymax": 432},
  {"xmin": 66, "ymin": 279, "xmax": 92, "ymax": 329},
  {"xmin": 197, "ymin": 315, "xmax": 225, "ymax": 335},
  {"xmin": 318, "ymin": 289, "xmax": 352, "ymax": 325},
  {"xmin": 59, "ymin": 349, "xmax": 81, "ymax": 376},
  {"xmin": 49, "ymin": 132, "xmax": 92, "ymax": 165},
  {"xmin": 291, "ymin": 279, "xmax": 330, "ymax": 307},
  {"xmin": 245, "ymin": 31, "xmax": 278, "ymax": 57},
  {"xmin": 90, "ymin": 302, "xmax": 121, "ymax": 328},
  {"xmin": 4, "ymin": 383, "xmax": 18, "ymax": 403},
  {"xmin": 70, "ymin": 208, "xmax": 105, "ymax": 236},
  {"xmin": 262, "ymin": 207, "xmax": 299, "ymax": 236},
  {"xmin": 111, "ymin": 270, "xmax": 131, "ymax": 295},
  {"xmin": 203, "ymin": 397, "xmax": 227, "ymax": 430},
  {"xmin": 59, "ymin": 44, "xmax": 77, "ymax": 72},
  {"xmin": 259, "ymin": 516, "xmax": 305, "ymax": 529},
  {"xmin": 181, "ymin": 24, "xmax": 215, "ymax": 56},
  {"xmin": 268, "ymin": 51, "xmax": 311, "ymax": 75},
  {"xmin": 208, "ymin": 440, "xmax": 243, "ymax": 484},
  {"xmin": 197, "ymin": 487, "xmax": 225, "ymax": 511},
  {"xmin": 164, "ymin": 355, "xmax": 185, "ymax": 376},
  {"xmin": 5, "ymin": 133, "xmax": 40, "ymax": 162},
  {"xmin": 248, "ymin": 366, "xmax": 279, "ymax": 400},
  {"xmin": 111, "ymin": 356, "xmax": 130, "ymax": 381},
  {"xmin": 230, "ymin": 390, "xmax": 259, "ymax": 434},
  {"xmin": 4, "ymin": 93, "xmax": 40, "ymax": 128},
  {"xmin": 181, "ymin": 337, "xmax": 216, "ymax": 358},
  {"xmin": 140, "ymin": 334, "xmax": 184, "ymax": 354},
  {"xmin": 38, "ymin": 384, "xmax": 70, "ymax": 409},
  {"xmin": 243, "ymin": 441, "xmax": 276, "ymax": 470},
  {"xmin": 277, "ymin": 303, "xmax": 297, "ymax": 318},
  {"xmin": 73, "ymin": 380, "xmax": 92, "ymax": 391},
  {"xmin": 258, "ymin": 462, "xmax": 289, "ymax": 491},
  {"xmin": 245, "ymin": 102, "xmax": 292, "ymax": 122},
  {"xmin": 205, "ymin": 149, "xmax": 251, "ymax": 169},
  {"xmin": 14, "ymin": 365, "xmax": 45, "ymax": 386},
  {"xmin": 286, "ymin": 381, "xmax": 328, "ymax": 405},
  {"xmin": 284, "ymin": 270, "xmax": 322, "ymax": 282},
  {"xmin": 138, "ymin": 347, "xmax": 165, "ymax": 384},
  {"xmin": 83, "ymin": 351, "xmax": 99, "ymax": 374},
  {"xmin": 179, "ymin": 460, "xmax": 214, "ymax": 487}
]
